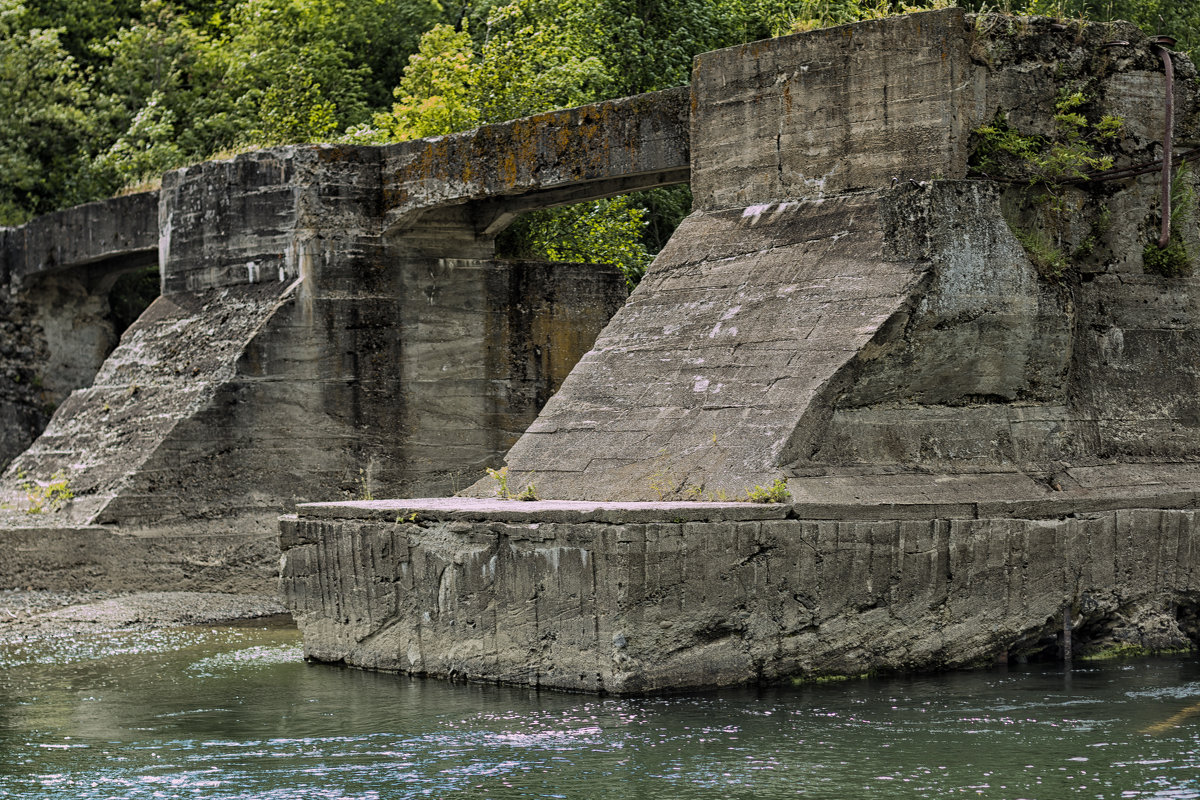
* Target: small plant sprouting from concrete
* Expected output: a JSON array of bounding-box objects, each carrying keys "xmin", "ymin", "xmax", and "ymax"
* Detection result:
[
  {"xmin": 1144, "ymin": 239, "xmax": 1191, "ymax": 276},
  {"xmin": 744, "ymin": 476, "xmax": 791, "ymax": 504},
  {"xmin": 974, "ymin": 88, "xmax": 1125, "ymax": 284},
  {"xmin": 486, "ymin": 466, "xmax": 538, "ymax": 501},
  {"xmin": 358, "ymin": 468, "xmax": 374, "ymax": 501},
  {"xmin": 16, "ymin": 469, "xmax": 74, "ymax": 514},
  {"xmin": 1013, "ymin": 226, "xmax": 1069, "ymax": 282}
]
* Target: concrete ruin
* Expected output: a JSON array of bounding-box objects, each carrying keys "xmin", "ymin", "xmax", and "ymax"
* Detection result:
[
  {"xmin": 1, "ymin": 90, "xmax": 687, "ymax": 590},
  {"xmin": 4, "ymin": 7, "xmax": 1200, "ymax": 691},
  {"xmin": 279, "ymin": 10, "xmax": 1200, "ymax": 691}
]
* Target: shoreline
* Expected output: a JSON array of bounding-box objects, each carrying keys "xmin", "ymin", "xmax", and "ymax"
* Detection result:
[{"xmin": 0, "ymin": 589, "xmax": 292, "ymax": 648}]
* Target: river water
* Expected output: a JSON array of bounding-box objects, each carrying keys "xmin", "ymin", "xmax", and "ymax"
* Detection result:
[{"xmin": 1, "ymin": 623, "xmax": 1198, "ymax": 799}]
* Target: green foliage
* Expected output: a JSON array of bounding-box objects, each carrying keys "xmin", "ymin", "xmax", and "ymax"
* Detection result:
[
  {"xmin": 1018, "ymin": 0, "xmax": 1198, "ymax": 58},
  {"xmin": 1144, "ymin": 166, "xmax": 1196, "ymax": 277},
  {"xmin": 1013, "ymin": 226, "xmax": 1069, "ymax": 281},
  {"xmin": 498, "ymin": 197, "xmax": 652, "ymax": 287},
  {"xmin": 93, "ymin": 94, "xmax": 185, "ymax": 186},
  {"xmin": 1144, "ymin": 240, "xmax": 1190, "ymax": 276},
  {"xmin": 636, "ymin": 186, "xmax": 693, "ymax": 254},
  {"xmin": 474, "ymin": 0, "xmax": 615, "ymax": 123},
  {"xmin": 369, "ymin": 23, "xmax": 480, "ymax": 141},
  {"xmin": 16, "ymin": 469, "xmax": 74, "ymax": 514},
  {"xmin": 0, "ymin": 0, "xmax": 98, "ymax": 224},
  {"xmin": 744, "ymin": 476, "xmax": 792, "ymax": 503},
  {"xmin": 971, "ymin": 89, "xmax": 1122, "ymax": 187},
  {"xmin": 782, "ymin": 0, "xmax": 956, "ymax": 34}
]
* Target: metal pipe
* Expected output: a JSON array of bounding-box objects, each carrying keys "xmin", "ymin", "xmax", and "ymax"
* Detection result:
[{"xmin": 1152, "ymin": 36, "xmax": 1176, "ymax": 249}]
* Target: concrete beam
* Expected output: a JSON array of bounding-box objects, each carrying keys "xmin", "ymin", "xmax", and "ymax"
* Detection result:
[
  {"xmin": 382, "ymin": 86, "xmax": 690, "ymax": 232},
  {"xmin": 4, "ymin": 191, "xmax": 159, "ymax": 288}
]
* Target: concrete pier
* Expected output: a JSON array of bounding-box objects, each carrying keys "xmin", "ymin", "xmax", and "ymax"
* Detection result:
[{"xmin": 282, "ymin": 467, "xmax": 1200, "ymax": 692}]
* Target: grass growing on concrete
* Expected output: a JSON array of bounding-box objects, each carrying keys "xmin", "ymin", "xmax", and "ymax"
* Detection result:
[
  {"xmin": 1144, "ymin": 165, "xmax": 1196, "ymax": 277},
  {"xmin": 1013, "ymin": 226, "xmax": 1069, "ymax": 281},
  {"xmin": 14, "ymin": 470, "xmax": 73, "ymax": 514},
  {"xmin": 486, "ymin": 466, "xmax": 538, "ymax": 501},
  {"xmin": 745, "ymin": 477, "xmax": 791, "ymax": 503}
]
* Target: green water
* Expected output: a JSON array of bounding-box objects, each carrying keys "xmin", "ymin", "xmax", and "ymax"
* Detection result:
[{"xmin": 1, "ymin": 625, "xmax": 1199, "ymax": 799}]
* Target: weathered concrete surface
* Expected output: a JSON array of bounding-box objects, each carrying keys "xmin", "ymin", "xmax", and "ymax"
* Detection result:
[
  {"xmin": 690, "ymin": 11, "xmax": 974, "ymax": 210},
  {"xmin": 382, "ymin": 87, "xmax": 689, "ymax": 232},
  {"xmin": 0, "ymin": 192, "xmax": 160, "ymax": 468},
  {"xmin": 281, "ymin": 12, "xmax": 1200, "ymax": 693},
  {"xmin": 1, "ymin": 523, "xmax": 283, "ymax": 593},
  {"xmin": 479, "ymin": 10, "xmax": 1200, "ymax": 501},
  {"xmin": 6, "ymin": 191, "xmax": 159, "ymax": 284},
  {"xmin": 1, "ymin": 84, "xmax": 686, "ymax": 578},
  {"xmin": 281, "ymin": 489, "xmax": 1200, "ymax": 693},
  {"xmin": 4, "ymin": 107, "xmax": 649, "ymax": 588},
  {"xmin": 491, "ymin": 192, "xmax": 927, "ymax": 499}
]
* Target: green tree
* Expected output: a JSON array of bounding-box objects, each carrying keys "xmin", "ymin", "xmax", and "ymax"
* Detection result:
[
  {"xmin": 498, "ymin": 197, "xmax": 652, "ymax": 286},
  {"xmin": 0, "ymin": 0, "xmax": 97, "ymax": 224},
  {"xmin": 90, "ymin": 1, "xmax": 209, "ymax": 187},
  {"xmin": 371, "ymin": 23, "xmax": 480, "ymax": 140}
]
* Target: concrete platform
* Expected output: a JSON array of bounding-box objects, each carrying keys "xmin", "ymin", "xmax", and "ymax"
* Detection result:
[{"xmin": 280, "ymin": 469, "xmax": 1200, "ymax": 693}]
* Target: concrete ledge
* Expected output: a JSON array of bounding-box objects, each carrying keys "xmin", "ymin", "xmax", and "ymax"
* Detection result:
[
  {"xmin": 381, "ymin": 86, "xmax": 690, "ymax": 228},
  {"xmin": 298, "ymin": 461, "xmax": 1200, "ymax": 525},
  {"xmin": 296, "ymin": 497, "xmax": 789, "ymax": 525},
  {"xmin": 6, "ymin": 191, "xmax": 159, "ymax": 283}
]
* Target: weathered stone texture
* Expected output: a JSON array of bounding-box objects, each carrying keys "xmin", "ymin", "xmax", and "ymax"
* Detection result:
[
  {"xmin": 490, "ymin": 192, "xmax": 926, "ymax": 499},
  {"xmin": 0, "ymin": 288, "xmax": 48, "ymax": 469},
  {"xmin": 488, "ymin": 11, "xmax": 1200, "ymax": 500},
  {"xmin": 282, "ymin": 499, "xmax": 1200, "ymax": 693},
  {"xmin": 0, "ymin": 192, "xmax": 160, "ymax": 469},
  {"xmin": 382, "ymin": 87, "xmax": 689, "ymax": 229},
  {"xmin": 3, "ymin": 138, "xmax": 628, "ymax": 590},
  {"xmin": 691, "ymin": 9, "xmax": 975, "ymax": 210},
  {"xmin": 2, "ymin": 524, "xmax": 278, "ymax": 593},
  {"xmin": 8, "ymin": 191, "xmax": 158, "ymax": 284}
]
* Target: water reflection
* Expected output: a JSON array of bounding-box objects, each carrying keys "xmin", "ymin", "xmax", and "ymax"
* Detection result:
[{"xmin": 1, "ymin": 626, "xmax": 1199, "ymax": 799}]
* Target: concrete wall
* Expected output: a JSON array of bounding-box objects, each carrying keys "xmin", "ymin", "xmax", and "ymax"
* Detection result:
[
  {"xmin": 281, "ymin": 494, "xmax": 1200, "ymax": 693},
  {"xmin": 276, "ymin": 11, "xmax": 1200, "ymax": 692},
  {"xmin": 486, "ymin": 10, "xmax": 1200, "ymax": 502},
  {"xmin": 1, "ymin": 86, "xmax": 687, "ymax": 590},
  {"xmin": 0, "ymin": 192, "xmax": 159, "ymax": 469}
]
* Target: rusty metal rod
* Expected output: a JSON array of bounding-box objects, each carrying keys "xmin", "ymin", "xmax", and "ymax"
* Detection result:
[{"xmin": 1153, "ymin": 37, "xmax": 1175, "ymax": 248}]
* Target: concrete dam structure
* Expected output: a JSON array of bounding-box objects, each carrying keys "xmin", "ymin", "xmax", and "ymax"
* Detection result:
[
  {"xmin": 1, "ymin": 90, "xmax": 687, "ymax": 590},
  {"xmin": 279, "ymin": 10, "xmax": 1200, "ymax": 692},
  {"xmin": 3, "ymin": 8, "xmax": 1200, "ymax": 691}
]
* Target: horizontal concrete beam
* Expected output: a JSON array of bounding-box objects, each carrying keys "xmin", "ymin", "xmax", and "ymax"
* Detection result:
[
  {"xmin": 3, "ymin": 191, "xmax": 159, "ymax": 288},
  {"xmin": 382, "ymin": 87, "xmax": 691, "ymax": 232}
]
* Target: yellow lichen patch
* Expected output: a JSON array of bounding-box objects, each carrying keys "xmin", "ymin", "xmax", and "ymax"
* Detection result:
[{"xmin": 499, "ymin": 151, "xmax": 519, "ymax": 187}]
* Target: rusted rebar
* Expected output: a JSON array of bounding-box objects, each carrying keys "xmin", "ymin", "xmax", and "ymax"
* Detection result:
[{"xmin": 1152, "ymin": 36, "xmax": 1176, "ymax": 249}]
